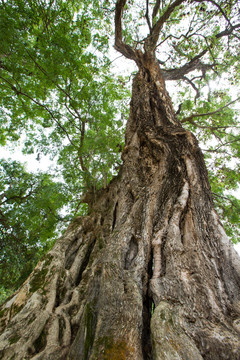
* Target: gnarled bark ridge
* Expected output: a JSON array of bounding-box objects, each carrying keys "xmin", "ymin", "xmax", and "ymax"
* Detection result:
[{"xmin": 0, "ymin": 54, "xmax": 240, "ymax": 360}]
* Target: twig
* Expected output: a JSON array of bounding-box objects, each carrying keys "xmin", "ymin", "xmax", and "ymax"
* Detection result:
[{"xmin": 181, "ymin": 96, "xmax": 240, "ymax": 124}]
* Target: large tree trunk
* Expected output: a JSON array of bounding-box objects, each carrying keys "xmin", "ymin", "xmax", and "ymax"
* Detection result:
[{"xmin": 0, "ymin": 56, "xmax": 240, "ymax": 360}]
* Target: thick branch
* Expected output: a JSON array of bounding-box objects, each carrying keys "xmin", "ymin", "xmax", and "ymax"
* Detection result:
[
  {"xmin": 216, "ymin": 23, "xmax": 240, "ymax": 38},
  {"xmin": 145, "ymin": 0, "xmax": 152, "ymax": 31},
  {"xmin": 152, "ymin": 0, "xmax": 161, "ymax": 23},
  {"xmin": 162, "ymin": 56, "xmax": 211, "ymax": 80},
  {"xmin": 114, "ymin": 0, "xmax": 137, "ymax": 61}
]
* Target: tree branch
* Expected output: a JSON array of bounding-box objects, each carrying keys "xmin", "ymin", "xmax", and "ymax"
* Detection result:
[
  {"xmin": 181, "ymin": 96, "xmax": 240, "ymax": 124},
  {"xmin": 144, "ymin": 0, "xmax": 186, "ymax": 52},
  {"xmin": 152, "ymin": 0, "xmax": 161, "ymax": 23},
  {"xmin": 216, "ymin": 23, "xmax": 240, "ymax": 39},
  {"xmin": 77, "ymin": 120, "xmax": 89, "ymax": 173},
  {"xmin": 0, "ymin": 187, "xmax": 36, "ymax": 206},
  {"xmin": 194, "ymin": 0, "xmax": 232, "ymax": 27},
  {"xmin": 182, "ymin": 76, "xmax": 200, "ymax": 101},
  {"xmin": 213, "ymin": 193, "xmax": 239, "ymax": 211},
  {"xmin": 145, "ymin": 0, "xmax": 152, "ymax": 31},
  {"xmin": 114, "ymin": 0, "xmax": 137, "ymax": 61},
  {"xmin": 25, "ymin": 49, "xmax": 83, "ymax": 122},
  {"xmin": 162, "ymin": 56, "xmax": 211, "ymax": 80},
  {"xmin": 161, "ymin": 20, "xmax": 240, "ymax": 80},
  {"xmin": 204, "ymin": 135, "xmax": 240, "ymax": 153}
]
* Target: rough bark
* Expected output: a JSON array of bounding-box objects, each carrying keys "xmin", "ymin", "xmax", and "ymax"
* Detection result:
[{"xmin": 0, "ymin": 55, "xmax": 240, "ymax": 360}]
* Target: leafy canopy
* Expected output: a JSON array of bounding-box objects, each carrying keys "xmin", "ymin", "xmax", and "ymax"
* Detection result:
[
  {"xmin": 0, "ymin": 158, "xmax": 70, "ymax": 301},
  {"xmin": 0, "ymin": 0, "xmax": 129, "ymax": 190}
]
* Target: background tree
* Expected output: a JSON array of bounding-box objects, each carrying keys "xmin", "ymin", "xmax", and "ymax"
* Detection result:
[
  {"xmin": 0, "ymin": 158, "xmax": 71, "ymax": 301},
  {"xmin": 0, "ymin": 0, "xmax": 128, "ymax": 188},
  {"xmin": 0, "ymin": 0, "xmax": 129, "ymax": 301},
  {"xmin": 0, "ymin": 0, "xmax": 240, "ymax": 359}
]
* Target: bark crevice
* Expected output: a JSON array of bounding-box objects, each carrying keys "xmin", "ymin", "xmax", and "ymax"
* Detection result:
[
  {"xmin": 125, "ymin": 235, "xmax": 138, "ymax": 270},
  {"xmin": 74, "ymin": 238, "xmax": 97, "ymax": 287},
  {"xmin": 142, "ymin": 250, "xmax": 154, "ymax": 360},
  {"xmin": 112, "ymin": 201, "xmax": 118, "ymax": 231}
]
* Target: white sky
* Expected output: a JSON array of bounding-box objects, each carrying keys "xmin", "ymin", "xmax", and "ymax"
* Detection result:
[
  {"xmin": 1, "ymin": 145, "xmax": 54, "ymax": 173},
  {"xmin": 235, "ymin": 243, "xmax": 240, "ymax": 255}
]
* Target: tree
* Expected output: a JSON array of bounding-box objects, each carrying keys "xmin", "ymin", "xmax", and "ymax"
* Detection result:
[
  {"xmin": 0, "ymin": 0, "xmax": 128, "ymax": 191},
  {"xmin": 0, "ymin": 0, "xmax": 128, "ymax": 300},
  {"xmin": 0, "ymin": 158, "xmax": 70, "ymax": 301},
  {"xmin": 1, "ymin": 0, "xmax": 240, "ymax": 359}
]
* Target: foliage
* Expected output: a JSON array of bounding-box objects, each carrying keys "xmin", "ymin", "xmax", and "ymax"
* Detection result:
[
  {"xmin": 0, "ymin": 158, "xmax": 70, "ymax": 301},
  {"xmin": 0, "ymin": 0, "xmax": 129, "ymax": 189}
]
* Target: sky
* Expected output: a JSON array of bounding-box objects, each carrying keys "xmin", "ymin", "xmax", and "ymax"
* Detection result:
[
  {"xmin": 235, "ymin": 243, "xmax": 240, "ymax": 255},
  {"xmin": 1, "ymin": 146, "xmax": 53, "ymax": 173}
]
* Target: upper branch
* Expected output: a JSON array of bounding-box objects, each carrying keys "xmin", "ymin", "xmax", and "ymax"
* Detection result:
[
  {"xmin": 0, "ymin": 187, "xmax": 36, "ymax": 206},
  {"xmin": 181, "ymin": 96, "xmax": 240, "ymax": 124},
  {"xmin": 194, "ymin": 0, "xmax": 232, "ymax": 27},
  {"xmin": 145, "ymin": 0, "xmax": 152, "ymax": 31},
  {"xmin": 144, "ymin": 0, "xmax": 186, "ymax": 52},
  {"xmin": 216, "ymin": 23, "xmax": 240, "ymax": 39},
  {"xmin": 152, "ymin": 0, "xmax": 161, "ymax": 23},
  {"xmin": 161, "ymin": 21, "xmax": 240, "ymax": 80},
  {"xmin": 161, "ymin": 55, "xmax": 211, "ymax": 80},
  {"xmin": 114, "ymin": 0, "xmax": 137, "ymax": 61}
]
